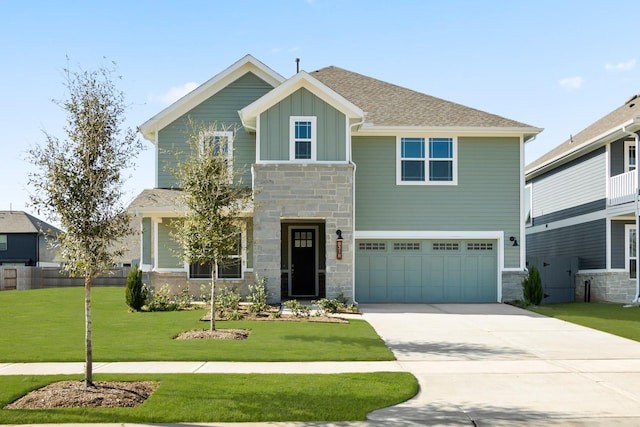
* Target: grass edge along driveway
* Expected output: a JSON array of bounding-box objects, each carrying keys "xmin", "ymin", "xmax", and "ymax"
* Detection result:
[
  {"xmin": 527, "ymin": 302, "xmax": 640, "ymax": 343},
  {"xmin": 0, "ymin": 287, "xmax": 394, "ymax": 362}
]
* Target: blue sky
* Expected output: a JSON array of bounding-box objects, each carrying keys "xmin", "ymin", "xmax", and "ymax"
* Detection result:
[{"xmin": 2, "ymin": 0, "xmax": 639, "ymax": 218}]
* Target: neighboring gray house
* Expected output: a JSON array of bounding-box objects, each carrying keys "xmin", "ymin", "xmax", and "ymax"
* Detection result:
[
  {"xmin": 0, "ymin": 210, "xmax": 61, "ymax": 267},
  {"xmin": 133, "ymin": 54, "xmax": 541, "ymax": 303},
  {"xmin": 525, "ymin": 94, "xmax": 640, "ymax": 303}
]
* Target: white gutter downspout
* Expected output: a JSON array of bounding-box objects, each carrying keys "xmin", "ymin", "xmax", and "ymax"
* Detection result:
[
  {"xmin": 623, "ymin": 126, "xmax": 640, "ymax": 304},
  {"xmin": 349, "ymin": 116, "xmax": 366, "ymax": 305}
]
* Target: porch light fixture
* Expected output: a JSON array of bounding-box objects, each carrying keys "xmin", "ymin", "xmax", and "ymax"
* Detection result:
[
  {"xmin": 509, "ymin": 236, "xmax": 519, "ymax": 247},
  {"xmin": 336, "ymin": 230, "xmax": 343, "ymax": 260}
]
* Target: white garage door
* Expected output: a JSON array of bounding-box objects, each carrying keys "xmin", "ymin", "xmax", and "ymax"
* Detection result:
[{"xmin": 355, "ymin": 239, "xmax": 498, "ymax": 303}]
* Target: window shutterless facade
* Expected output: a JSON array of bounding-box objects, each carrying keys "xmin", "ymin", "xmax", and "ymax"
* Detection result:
[
  {"xmin": 0, "ymin": 234, "xmax": 6, "ymax": 251},
  {"xmin": 188, "ymin": 228, "xmax": 244, "ymax": 280},
  {"xmin": 397, "ymin": 137, "xmax": 457, "ymax": 185},
  {"xmin": 290, "ymin": 116, "xmax": 317, "ymax": 161},
  {"xmin": 199, "ymin": 130, "xmax": 234, "ymax": 180}
]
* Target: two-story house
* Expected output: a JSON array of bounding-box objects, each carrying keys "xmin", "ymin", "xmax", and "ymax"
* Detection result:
[
  {"xmin": 525, "ymin": 94, "xmax": 640, "ymax": 303},
  {"xmin": 132, "ymin": 55, "xmax": 541, "ymax": 304},
  {"xmin": 0, "ymin": 210, "xmax": 61, "ymax": 267}
]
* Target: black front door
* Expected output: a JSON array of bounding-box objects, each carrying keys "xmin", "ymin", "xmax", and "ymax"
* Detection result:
[{"xmin": 291, "ymin": 229, "xmax": 316, "ymax": 296}]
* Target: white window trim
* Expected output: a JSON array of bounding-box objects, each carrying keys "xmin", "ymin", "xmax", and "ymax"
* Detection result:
[
  {"xmin": 625, "ymin": 223, "xmax": 636, "ymax": 279},
  {"xmin": 186, "ymin": 222, "xmax": 246, "ymax": 281},
  {"xmin": 199, "ymin": 130, "xmax": 234, "ymax": 181},
  {"xmin": 624, "ymin": 139, "xmax": 636, "ymax": 173},
  {"xmin": 289, "ymin": 116, "xmax": 317, "ymax": 162},
  {"xmin": 395, "ymin": 136, "xmax": 458, "ymax": 185},
  {"xmin": 525, "ymin": 184, "xmax": 532, "ymax": 227}
]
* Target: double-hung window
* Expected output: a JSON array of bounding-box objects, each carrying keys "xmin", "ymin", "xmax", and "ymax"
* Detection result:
[
  {"xmin": 397, "ymin": 137, "xmax": 456, "ymax": 184},
  {"xmin": 290, "ymin": 116, "xmax": 316, "ymax": 161},
  {"xmin": 624, "ymin": 140, "xmax": 636, "ymax": 172},
  {"xmin": 199, "ymin": 130, "xmax": 234, "ymax": 180},
  {"xmin": 188, "ymin": 227, "xmax": 243, "ymax": 280},
  {"xmin": 0, "ymin": 234, "xmax": 6, "ymax": 251},
  {"xmin": 626, "ymin": 224, "xmax": 637, "ymax": 279}
]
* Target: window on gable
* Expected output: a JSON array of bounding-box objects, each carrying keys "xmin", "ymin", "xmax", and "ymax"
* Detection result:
[
  {"xmin": 198, "ymin": 130, "xmax": 234, "ymax": 182},
  {"xmin": 290, "ymin": 116, "xmax": 316, "ymax": 161},
  {"xmin": 398, "ymin": 137, "xmax": 456, "ymax": 185}
]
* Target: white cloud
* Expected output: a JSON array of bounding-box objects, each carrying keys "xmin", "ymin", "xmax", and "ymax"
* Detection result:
[
  {"xmin": 558, "ymin": 76, "xmax": 584, "ymax": 90},
  {"xmin": 155, "ymin": 82, "xmax": 199, "ymax": 106},
  {"xmin": 605, "ymin": 59, "xmax": 636, "ymax": 72},
  {"xmin": 270, "ymin": 46, "xmax": 300, "ymax": 54}
]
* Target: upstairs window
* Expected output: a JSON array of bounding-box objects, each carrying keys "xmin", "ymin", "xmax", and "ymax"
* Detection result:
[
  {"xmin": 290, "ymin": 116, "xmax": 317, "ymax": 161},
  {"xmin": 624, "ymin": 140, "xmax": 636, "ymax": 172},
  {"xmin": 397, "ymin": 137, "xmax": 456, "ymax": 185},
  {"xmin": 198, "ymin": 130, "xmax": 234, "ymax": 181},
  {"xmin": 0, "ymin": 234, "xmax": 6, "ymax": 251}
]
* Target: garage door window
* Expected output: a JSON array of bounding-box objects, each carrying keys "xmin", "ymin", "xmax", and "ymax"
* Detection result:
[
  {"xmin": 467, "ymin": 243, "xmax": 493, "ymax": 251},
  {"xmin": 359, "ymin": 242, "xmax": 386, "ymax": 251},
  {"xmin": 433, "ymin": 242, "xmax": 459, "ymax": 251},
  {"xmin": 394, "ymin": 242, "xmax": 420, "ymax": 251}
]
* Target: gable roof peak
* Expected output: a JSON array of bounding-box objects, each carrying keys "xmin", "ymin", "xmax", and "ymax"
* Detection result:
[{"xmin": 139, "ymin": 54, "xmax": 285, "ymax": 142}]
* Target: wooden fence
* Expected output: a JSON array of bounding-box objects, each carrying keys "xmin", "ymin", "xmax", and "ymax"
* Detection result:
[{"xmin": 0, "ymin": 266, "xmax": 131, "ymax": 290}]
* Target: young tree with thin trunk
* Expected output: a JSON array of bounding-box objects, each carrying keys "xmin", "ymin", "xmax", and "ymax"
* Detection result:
[
  {"xmin": 28, "ymin": 62, "xmax": 140, "ymax": 386},
  {"xmin": 171, "ymin": 121, "xmax": 252, "ymax": 331}
]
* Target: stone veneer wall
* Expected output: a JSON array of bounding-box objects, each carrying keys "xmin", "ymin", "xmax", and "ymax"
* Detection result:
[
  {"xmin": 148, "ymin": 271, "xmax": 255, "ymax": 299},
  {"xmin": 575, "ymin": 271, "xmax": 637, "ymax": 303},
  {"xmin": 253, "ymin": 163, "xmax": 354, "ymax": 303},
  {"xmin": 501, "ymin": 270, "xmax": 526, "ymax": 302}
]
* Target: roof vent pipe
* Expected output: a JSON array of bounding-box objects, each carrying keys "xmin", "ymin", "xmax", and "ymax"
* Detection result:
[{"xmin": 296, "ymin": 58, "xmax": 300, "ymax": 73}]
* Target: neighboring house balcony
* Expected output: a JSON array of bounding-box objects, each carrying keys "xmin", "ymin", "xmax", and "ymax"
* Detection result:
[{"xmin": 609, "ymin": 170, "xmax": 637, "ymax": 206}]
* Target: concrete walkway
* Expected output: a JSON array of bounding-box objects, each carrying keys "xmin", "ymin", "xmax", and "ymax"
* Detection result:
[{"xmin": 3, "ymin": 303, "xmax": 640, "ymax": 426}]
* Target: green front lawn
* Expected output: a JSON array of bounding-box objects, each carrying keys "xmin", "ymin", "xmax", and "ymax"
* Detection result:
[
  {"xmin": 528, "ymin": 302, "xmax": 640, "ymax": 342},
  {"xmin": 0, "ymin": 287, "xmax": 394, "ymax": 362},
  {"xmin": 0, "ymin": 373, "xmax": 418, "ymax": 424}
]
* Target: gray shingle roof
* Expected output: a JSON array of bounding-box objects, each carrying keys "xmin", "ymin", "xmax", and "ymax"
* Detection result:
[
  {"xmin": 527, "ymin": 93, "xmax": 640, "ymax": 172},
  {"xmin": 128, "ymin": 188, "xmax": 182, "ymax": 212},
  {"xmin": 0, "ymin": 211, "xmax": 62, "ymax": 235},
  {"xmin": 311, "ymin": 66, "xmax": 537, "ymax": 129}
]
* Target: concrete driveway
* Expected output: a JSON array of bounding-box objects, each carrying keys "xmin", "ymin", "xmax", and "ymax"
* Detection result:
[{"xmin": 361, "ymin": 303, "xmax": 640, "ymax": 426}]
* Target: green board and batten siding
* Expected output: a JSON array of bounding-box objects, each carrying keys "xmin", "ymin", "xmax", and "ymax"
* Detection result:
[
  {"xmin": 260, "ymin": 87, "xmax": 346, "ymax": 161},
  {"xmin": 156, "ymin": 72, "xmax": 275, "ymax": 188}
]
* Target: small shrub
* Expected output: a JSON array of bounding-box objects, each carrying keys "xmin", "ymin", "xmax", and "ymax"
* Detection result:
[
  {"xmin": 175, "ymin": 286, "xmax": 193, "ymax": 310},
  {"xmin": 246, "ymin": 275, "xmax": 271, "ymax": 314},
  {"xmin": 522, "ymin": 265, "xmax": 544, "ymax": 306},
  {"xmin": 146, "ymin": 284, "xmax": 178, "ymax": 312},
  {"xmin": 199, "ymin": 284, "xmax": 211, "ymax": 303},
  {"xmin": 283, "ymin": 299, "xmax": 311, "ymax": 317},
  {"xmin": 125, "ymin": 264, "xmax": 146, "ymax": 311},
  {"xmin": 313, "ymin": 298, "xmax": 341, "ymax": 315},
  {"xmin": 335, "ymin": 292, "xmax": 349, "ymax": 306},
  {"xmin": 215, "ymin": 287, "xmax": 241, "ymax": 319}
]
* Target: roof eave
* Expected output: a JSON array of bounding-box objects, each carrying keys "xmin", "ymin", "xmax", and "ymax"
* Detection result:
[
  {"xmin": 239, "ymin": 71, "xmax": 365, "ymax": 130},
  {"xmin": 353, "ymin": 125, "xmax": 543, "ymax": 139},
  {"xmin": 139, "ymin": 55, "xmax": 286, "ymax": 144},
  {"xmin": 526, "ymin": 117, "xmax": 640, "ymax": 179}
]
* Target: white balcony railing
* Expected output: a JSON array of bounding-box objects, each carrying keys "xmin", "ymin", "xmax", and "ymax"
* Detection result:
[{"xmin": 609, "ymin": 170, "xmax": 638, "ymax": 206}]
